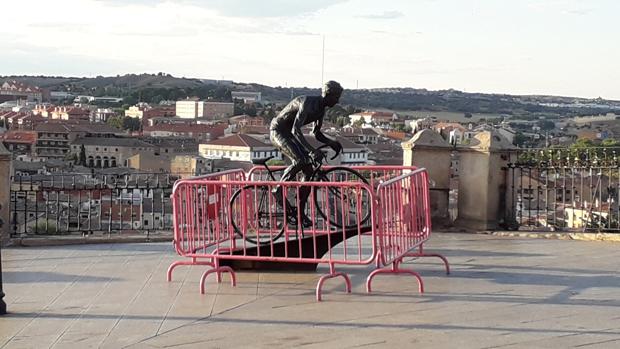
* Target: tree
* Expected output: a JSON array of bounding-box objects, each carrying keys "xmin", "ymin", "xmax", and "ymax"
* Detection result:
[
  {"xmin": 601, "ymin": 139, "xmax": 619, "ymax": 147},
  {"xmin": 107, "ymin": 116, "xmax": 123, "ymax": 130},
  {"xmin": 537, "ymin": 120, "xmax": 555, "ymax": 131},
  {"xmin": 335, "ymin": 116, "xmax": 348, "ymax": 127},
  {"xmin": 352, "ymin": 119, "xmax": 365, "ymax": 128},
  {"xmin": 122, "ymin": 116, "xmax": 141, "ymax": 132},
  {"xmin": 571, "ymin": 138, "xmax": 594, "ymax": 150},
  {"xmin": 65, "ymin": 152, "xmax": 78, "ymax": 163},
  {"xmin": 79, "ymin": 144, "xmax": 87, "ymax": 166},
  {"xmin": 513, "ymin": 131, "xmax": 528, "ymax": 147}
]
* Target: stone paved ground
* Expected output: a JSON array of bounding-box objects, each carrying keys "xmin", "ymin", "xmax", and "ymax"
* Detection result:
[{"xmin": 1, "ymin": 233, "xmax": 619, "ymax": 348}]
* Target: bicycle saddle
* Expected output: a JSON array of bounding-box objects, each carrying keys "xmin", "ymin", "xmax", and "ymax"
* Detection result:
[{"xmin": 251, "ymin": 156, "xmax": 275, "ymax": 165}]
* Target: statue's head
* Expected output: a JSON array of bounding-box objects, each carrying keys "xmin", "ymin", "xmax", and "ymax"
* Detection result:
[{"xmin": 322, "ymin": 80, "xmax": 343, "ymax": 107}]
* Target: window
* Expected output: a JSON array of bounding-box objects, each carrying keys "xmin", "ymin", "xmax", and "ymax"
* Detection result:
[
  {"xmin": 96, "ymin": 147, "xmax": 99, "ymax": 151},
  {"xmin": 115, "ymin": 148, "xmax": 118, "ymax": 152}
]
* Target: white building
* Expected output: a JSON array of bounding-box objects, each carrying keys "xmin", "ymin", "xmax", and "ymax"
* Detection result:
[
  {"xmin": 176, "ymin": 99, "xmax": 234, "ymax": 119},
  {"xmin": 349, "ymin": 111, "xmax": 398, "ymax": 127},
  {"xmin": 176, "ymin": 99, "xmax": 201, "ymax": 119},
  {"xmin": 199, "ymin": 134, "xmax": 280, "ymax": 162},
  {"xmin": 94, "ymin": 108, "xmax": 116, "ymax": 123},
  {"xmin": 232, "ymin": 91, "xmax": 262, "ymax": 103},
  {"xmin": 410, "ymin": 118, "xmax": 434, "ymax": 133}
]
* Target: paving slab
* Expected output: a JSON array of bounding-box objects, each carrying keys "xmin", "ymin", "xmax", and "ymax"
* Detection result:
[{"xmin": 1, "ymin": 233, "xmax": 619, "ymax": 348}]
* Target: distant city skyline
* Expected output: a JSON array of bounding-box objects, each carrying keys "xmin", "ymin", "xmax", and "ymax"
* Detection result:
[{"xmin": 1, "ymin": 0, "xmax": 619, "ymax": 99}]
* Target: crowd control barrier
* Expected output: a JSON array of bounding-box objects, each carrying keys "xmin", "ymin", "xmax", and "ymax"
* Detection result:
[{"xmin": 167, "ymin": 166, "xmax": 449, "ymax": 301}]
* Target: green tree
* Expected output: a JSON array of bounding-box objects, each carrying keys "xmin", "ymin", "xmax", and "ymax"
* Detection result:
[
  {"xmin": 601, "ymin": 139, "xmax": 619, "ymax": 147},
  {"xmin": 571, "ymin": 138, "xmax": 594, "ymax": 150},
  {"xmin": 79, "ymin": 144, "xmax": 87, "ymax": 166},
  {"xmin": 335, "ymin": 116, "xmax": 348, "ymax": 127},
  {"xmin": 537, "ymin": 120, "xmax": 555, "ymax": 130},
  {"xmin": 266, "ymin": 159, "xmax": 286, "ymax": 166},
  {"xmin": 65, "ymin": 152, "xmax": 78, "ymax": 163},
  {"xmin": 122, "ymin": 116, "xmax": 141, "ymax": 132},
  {"xmin": 513, "ymin": 131, "xmax": 528, "ymax": 147},
  {"xmin": 107, "ymin": 116, "xmax": 123, "ymax": 130}
]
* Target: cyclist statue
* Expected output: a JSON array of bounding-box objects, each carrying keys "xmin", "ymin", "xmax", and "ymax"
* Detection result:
[{"xmin": 270, "ymin": 80, "xmax": 344, "ymax": 225}]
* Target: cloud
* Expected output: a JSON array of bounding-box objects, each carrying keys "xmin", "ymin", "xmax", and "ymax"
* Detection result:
[
  {"xmin": 563, "ymin": 8, "xmax": 594, "ymax": 15},
  {"xmin": 96, "ymin": 0, "xmax": 348, "ymax": 17},
  {"xmin": 356, "ymin": 10, "xmax": 404, "ymax": 20}
]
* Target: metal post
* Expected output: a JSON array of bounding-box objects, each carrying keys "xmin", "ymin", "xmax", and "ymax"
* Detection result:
[
  {"xmin": 0, "ymin": 143, "xmax": 10, "ymax": 315},
  {"xmin": 0, "ymin": 244, "xmax": 5, "ymax": 315},
  {"xmin": 0, "ymin": 202, "xmax": 6, "ymax": 314}
]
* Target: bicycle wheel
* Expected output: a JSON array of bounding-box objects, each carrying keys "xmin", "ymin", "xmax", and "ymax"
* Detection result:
[
  {"xmin": 229, "ymin": 185, "xmax": 285, "ymax": 245},
  {"xmin": 313, "ymin": 167, "xmax": 371, "ymax": 229}
]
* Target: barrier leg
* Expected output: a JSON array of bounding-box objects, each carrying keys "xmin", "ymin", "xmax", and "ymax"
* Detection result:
[
  {"xmin": 316, "ymin": 264, "xmax": 352, "ymax": 302},
  {"xmin": 167, "ymin": 258, "xmax": 214, "ymax": 282},
  {"xmin": 404, "ymin": 244, "xmax": 450, "ymax": 275},
  {"xmin": 199, "ymin": 266, "xmax": 237, "ymax": 294},
  {"xmin": 366, "ymin": 258, "xmax": 424, "ymax": 294}
]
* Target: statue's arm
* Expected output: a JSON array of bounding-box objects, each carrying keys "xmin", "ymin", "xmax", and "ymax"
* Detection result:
[
  {"xmin": 312, "ymin": 118, "xmax": 334, "ymax": 144},
  {"xmin": 292, "ymin": 103, "xmax": 316, "ymax": 153}
]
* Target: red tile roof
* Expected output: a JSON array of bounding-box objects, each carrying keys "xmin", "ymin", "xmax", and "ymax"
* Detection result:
[
  {"xmin": 238, "ymin": 125, "xmax": 269, "ymax": 134},
  {"xmin": 1, "ymin": 131, "xmax": 37, "ymax": 144}
]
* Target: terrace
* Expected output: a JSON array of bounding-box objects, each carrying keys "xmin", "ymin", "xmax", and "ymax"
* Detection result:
[
  {"xmin": 1, "ymin": 234, "xmax": 619, "ymax": 347},
  {"xmin": 1, "ymin": 136, "xmax": 620, "ymax": 347}
]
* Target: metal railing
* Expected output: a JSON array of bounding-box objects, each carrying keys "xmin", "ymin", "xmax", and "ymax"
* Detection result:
[
  {"xmin": 9, "ymin": 172, "xmax": 182, "ymax": 237},
  {"xmin": 506, "ymin": 147, "xmax": 620, "ymax": 232}
]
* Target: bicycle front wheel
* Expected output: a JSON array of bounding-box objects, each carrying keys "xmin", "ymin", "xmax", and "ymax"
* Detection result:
[
  {"xmin": 229, "ymin": 185, "xmax": 285, "ymax": 245},
  {"xmin": 313, "ymin": 167, "xmax": 371, "ymax": 229}
]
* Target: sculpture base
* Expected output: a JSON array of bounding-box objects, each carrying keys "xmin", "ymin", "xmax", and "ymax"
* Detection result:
[{"xmin": 219, "ymin": 226, "xmax": 372, "ymax": 271}]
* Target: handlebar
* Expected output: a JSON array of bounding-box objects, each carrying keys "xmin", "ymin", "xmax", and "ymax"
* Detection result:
[{"xmin": 316, "ymin": 144, "xmax": 340, "ymax": 162}]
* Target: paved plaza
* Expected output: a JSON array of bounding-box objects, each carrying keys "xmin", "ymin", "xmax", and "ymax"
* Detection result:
[{"xmin": 1, "ymin": 233, "xmax": 619, "ymax": 348}]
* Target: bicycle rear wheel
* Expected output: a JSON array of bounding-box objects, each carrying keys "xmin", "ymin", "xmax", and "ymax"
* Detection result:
[
  {"xmin": 312, "ymin": 167, "xmax": 371, "ymax": 229},
  {"xmin": 229, "ymin": 185, "xmax": 285, "ymax": 245}
]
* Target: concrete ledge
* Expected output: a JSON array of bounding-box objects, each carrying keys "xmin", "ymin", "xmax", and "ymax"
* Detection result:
[
  {"xmin": 10, "ymin": 233, "xmax": 173, "ymax": 247},
  {"xmin": 9, "ymin": 229, "xmax": 620, "ymax": 247},
  {"xmin": 479, "ymin": 230, "xmax": 620, "ymax": 242}
]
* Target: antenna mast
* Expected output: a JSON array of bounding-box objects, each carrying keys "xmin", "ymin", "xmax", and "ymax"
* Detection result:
[{"xmin": 321, "ymin": 35, "xmax": 325, "ymax": 86}]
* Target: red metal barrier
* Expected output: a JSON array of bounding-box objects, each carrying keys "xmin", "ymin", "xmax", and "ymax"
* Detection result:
[
  {"xmin": 366, "ymin": 168, "xmax": 449, "ymax": 294},
  {"xmin": 168, "ymin": 166, "xmax": 449, "ymax": 301},
  {"xmin": 167, "ymin": 169, "xmax": 246, "ymax": 283}
]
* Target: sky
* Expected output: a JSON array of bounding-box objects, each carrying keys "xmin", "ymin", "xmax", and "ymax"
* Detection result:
[{"xmin": 1, "ymin": 0, "xmax": 619, "ymax": 99}]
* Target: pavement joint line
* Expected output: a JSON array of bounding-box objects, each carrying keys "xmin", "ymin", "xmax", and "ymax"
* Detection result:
[
  {"xmin": 154, "ymin": 265, "xmax": 191, "ymax": 337},
  {"xmin": 1, "ymin": 247, "xmax": 92, "ymax": 349},
  {"xmin": 97, "ymin": 252, "xmax": 166, "ymax": 348},
  {"xmin": 575, "ymin": 337, "xmax": 620, "ymax": 348},
  {"xmin": 49, "ymin": 270, "xmax": 116, "ymax": 349}
]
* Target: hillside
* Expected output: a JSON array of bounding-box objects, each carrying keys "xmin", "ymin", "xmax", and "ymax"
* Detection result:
[
  {"xmin": 2, "ymin": 73, "xmax": 204, "ymax": 91},
  {"xmin": 3, "ymin": 74, "xmax": 620, "ymax": 118}
]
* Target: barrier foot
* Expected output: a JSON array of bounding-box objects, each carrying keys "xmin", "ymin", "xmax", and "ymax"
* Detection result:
[
  {"xmin": 316, "ymin": 265, "xmax": 352, "ymax": 301},
  {"xmin": 366, "ymin": 258, "xmax": 424, "ymax": 294},
  {"xmin": 404, "ymin": 245, "xmax": 450, "ymax": 275},
  {"xmin": 200, "ymin": 266, "xmax": 237, "ymax": 294},
  {"xmin": 167, "ymin": 259, "xmax": 214, "ymax": 282}
]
